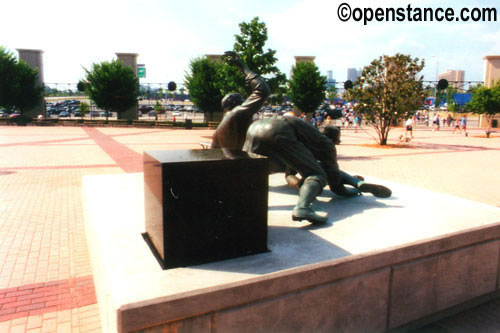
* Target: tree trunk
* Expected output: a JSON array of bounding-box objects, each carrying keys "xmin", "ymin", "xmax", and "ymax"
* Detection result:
[{"xmin": 378, "ymin": 119, "xmax": 390, "ymax": 145}]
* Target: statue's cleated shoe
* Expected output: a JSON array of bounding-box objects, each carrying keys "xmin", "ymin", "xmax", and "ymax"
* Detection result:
[
  {"xmin": 359, "ymin": 183, "xmax": 392, "ymax": 198},
  {"xmin": 292, "ymin": 207, "xmax": 328, "ymax": 224}
]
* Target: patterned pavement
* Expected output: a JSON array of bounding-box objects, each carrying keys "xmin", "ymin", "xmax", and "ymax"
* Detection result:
[{"xmin": 0, "ymin": 123, "xmax": 498, "ymax": 332}]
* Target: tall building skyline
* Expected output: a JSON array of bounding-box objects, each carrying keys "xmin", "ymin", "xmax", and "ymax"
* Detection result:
[
  {"xmin": 326, "ymin": 70, "xmax": 336, "ymax": 88},
  {"xmin": 347, "ymin": 68, "xmax": 360, "ymax": 82},
  {"xmin": 438, "ymin": 69, "xmax": 465, "ymax": 89}
]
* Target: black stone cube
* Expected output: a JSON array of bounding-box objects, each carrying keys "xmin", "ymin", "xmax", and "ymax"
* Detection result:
[{"xmin": 143, "ymin": 149, "xmax": 269, "ymax": 269}]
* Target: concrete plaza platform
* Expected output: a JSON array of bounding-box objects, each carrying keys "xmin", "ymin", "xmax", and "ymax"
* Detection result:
[{"xmin": 83, "ymin": 171, "xmax": 500, "ymax": 333}]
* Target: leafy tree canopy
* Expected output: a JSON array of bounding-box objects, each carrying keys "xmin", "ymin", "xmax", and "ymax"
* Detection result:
[
  {"xmin": 0, "ymin": 46, "xmax": 42, "ymax": 113},
  {"xmin": 184, "ymin": 57, "xmax": 225, "ymax": 119},
  {"xmin": 350, "ymin": 53, "xmax": 425, "ymax": 145},
  {"xmin": 185, "ymin": 17, "xmax": 286, "ymax": 119},
  {"xmin": 232, "ymin": 17, "xmax": 287, "ymax": 97},
  {"xmin": 466, "ymin": 81, "xmax": 500, "ymax": 137},
  {"xmin": 81, "ymin": 59, "xmax": 139, "ymax": 116},
  {"xmin": 288, "ymin": 61, "xmax": 326, "ymax": 115}
]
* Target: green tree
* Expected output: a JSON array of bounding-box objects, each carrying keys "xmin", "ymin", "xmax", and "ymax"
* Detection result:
[
  {"xmin": 288, "ymin": 61, "xmax": 326, "ymax": 116},
  {"xmin": 154, "ymin": 100, "xmax": 163, "ymax": 113},
  {"xmin": 78, "ymin": 101, "xmax": 89, "ymax": 120},
  {"xmin": 467, "ymin": 81, "xmax": 500, "ymax": 138},
  {"xmin": 351, "ymin": 53, "xmax": 425, "ymax": 145},
  {"xmin": 0, "ymin": 46, "xmax": 42, "ymax": 119},
  {"xmin": 184, "ymin": 56, "xmax": 225, "ymax": 121},
  {"xmin": 232, "ymin": 17, "xmax": 287, "ymax": 96},
  {"xmin": 445, "ymin": 86, "xmax": 460, "ymax": 113},
  {"xmin": 80, "ymin": 59, "xmax": 139, "ymax": 120},
  {"xmin": 326, "ymin": 85, "xmax": 338, "ymax": 100}
]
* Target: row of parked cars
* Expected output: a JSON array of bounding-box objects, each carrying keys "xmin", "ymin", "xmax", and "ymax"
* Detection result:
[
  {"xmin": 46, "ymin": 99, "xmax": 81, "ymax": 116},
  {"xmin": 46, "ymin": 100, "xmax": 115, "ymax": 118},
  {"xmin": 261, "ymin": 105, "xmax": 294, "ymax": 116},
  {"xmin": 0, "ymin": 109, "xmax": 21, "ymax": 118},
  {"xmin": 138, "ymin": 104, "xmax": 202, "ymax": 113}
]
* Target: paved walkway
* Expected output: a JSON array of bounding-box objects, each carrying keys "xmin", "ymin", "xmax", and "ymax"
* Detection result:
[{"xmin": 0, "ymin": 124, "xmax": 498, "ymax": 332}]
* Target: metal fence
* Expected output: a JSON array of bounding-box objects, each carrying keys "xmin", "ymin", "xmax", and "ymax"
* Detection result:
[{"xmin": 43, "ymin": 82, "xmax": 189, "ymax": 104}]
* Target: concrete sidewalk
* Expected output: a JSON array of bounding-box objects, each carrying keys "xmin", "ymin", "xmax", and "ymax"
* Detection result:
[{"xmin": 0, "ymin": 124, "xmax": 498, "ymax": 332}]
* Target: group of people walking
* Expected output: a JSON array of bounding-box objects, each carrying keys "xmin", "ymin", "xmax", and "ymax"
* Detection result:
[{"xmin": 432, "ymin": 113, "xmax": 468, "ymax": 136}]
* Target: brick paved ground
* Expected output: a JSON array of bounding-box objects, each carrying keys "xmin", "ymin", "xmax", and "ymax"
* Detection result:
[{"xmin": 0, "ymin": 123, "xmax": 498, "ymax": 332}]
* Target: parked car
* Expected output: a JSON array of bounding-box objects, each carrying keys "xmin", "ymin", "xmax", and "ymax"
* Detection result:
[
  {"xmin": 0, "ymin": 109, "xmax": 8, "ymax": 117},
  {"xmin": 101, "ymin": 111, "xmax": 113, "ymax": 117},
  {"xmin": 139, "ymin": 105, "xmax": 154, "ymax": 112},
  {"xmin": 9, "ymin": 111, "xmax": 21, "ymax": 118},
  {"xmin": 148, "ymin": 111, "xmax": 157, "ymax": 117},
  {"xmin": 172, "ymin": 111, "xmax": 181, "ymax": 117},
  {"xmin": 90, "ymin": 111, "xmax": 100, "ymax": 117},
  {"xmin": 59, "ymin": 111, "xmax": 70, "ymax": 117},
  {"xmin": 73, "ymin": 111, "xmax": 82, "ymax": 117}
]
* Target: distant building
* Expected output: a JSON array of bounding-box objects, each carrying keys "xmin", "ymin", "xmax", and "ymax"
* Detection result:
[
  {"xmin": 483, "ymin": 55, "xmax": 500, "ymax": 88},
  {"xmin": 290, "ymin": 56, "xmax": 316, "ymax": 79},
  {"xmin": 327, "ymin": 70, "xmax": 333, "ymax": 81},
  {"xmin": 326, "ymin": 70, "xmax": 336, "ymax": 89},
  {"xmin": 347, "ymin": 68, "xmax": 360, "ymax": 82},
  {"xmin": 294, "ymin": 56, "xmax": 315, "ymax": 64},
  {"xmin": 205, "ymin": 54, "xmax": 223, "ymax": 62},
  {"xmin": 438, "ymin": 70, "xmax": 465, "ymax": 89},
  {"xmin": 481, "ymin": 55, "xmax": 500, "ymax": 129}
]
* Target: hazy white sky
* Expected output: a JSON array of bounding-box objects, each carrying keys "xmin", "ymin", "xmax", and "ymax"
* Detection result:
[{"xmin": 1, "ymin": 0, "xmax": 498, "ymax": 85}]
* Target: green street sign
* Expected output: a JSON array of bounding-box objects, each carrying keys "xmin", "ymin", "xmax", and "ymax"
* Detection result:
[{"xmin": 137, "ymin": 64, "xmax": 146, "ymax": 78}]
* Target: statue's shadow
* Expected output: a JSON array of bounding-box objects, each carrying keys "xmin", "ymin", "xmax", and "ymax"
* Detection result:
[
  {"xmin": 268, "ymin": 183, "xmax": 402, "ymax": 223},
  {"xmin": 195, "ymin": 225, "xmax": 353, "ymax": 275}
]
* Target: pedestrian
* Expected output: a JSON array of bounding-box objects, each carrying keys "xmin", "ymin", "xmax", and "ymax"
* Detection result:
[
  {"xmin": 452, "ymin": 119, "xmax": 460, "ymax": 134},
  {"xmin": 344, "ymin": 114, "xmax": 351, "ymax": 130},
  {"xmin": 460, "ymin": 116, "xmax": 468, "ymax": 137},
  {"xmin": 324, "ymin": 115, "xmax": 334, "ymax": 126},
  {"xmin": 405, "ymin": 117, "xmax": 414, "ymax": 139},
  {"xmin": 433, "ymin": 114, "xmax": 440, "ymax": 131}
]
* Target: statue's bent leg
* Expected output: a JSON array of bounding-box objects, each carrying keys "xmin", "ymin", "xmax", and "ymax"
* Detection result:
[
  {"xmin": 334, "ymin": 171, "xmax": 391, "ymax": 198},
  {"xmin": 340, "ymin": 171, "xmax": 364, "ymax": 187},
  {"xmin": 271, "ymin": 134, "xmax": 329, "ymax": 223},
  {"xmin": 292, "ymin": 176, "xmax": 328, "ymax": 224}
]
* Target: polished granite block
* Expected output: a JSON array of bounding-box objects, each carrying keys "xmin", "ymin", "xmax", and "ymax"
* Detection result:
[{"xmin": 144, "ymin": 149, "xmax": 269, "ymax": 269}]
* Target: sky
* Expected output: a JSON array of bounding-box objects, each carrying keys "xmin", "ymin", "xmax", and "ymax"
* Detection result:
[{"xmin": 1, "ymin": 0, "xmax": 499, "ymax": 87}]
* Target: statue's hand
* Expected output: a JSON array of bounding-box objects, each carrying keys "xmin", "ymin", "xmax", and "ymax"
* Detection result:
[
  {"xmin": 223, "ymin": 51, "xmax": 244, "ymax": 69},
  {"xmin": 286, "ymin": 175, "xmax": 303, "ymax": 190}
]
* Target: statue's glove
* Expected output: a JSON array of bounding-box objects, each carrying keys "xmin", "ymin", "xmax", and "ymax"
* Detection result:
[
  {"xmin": 223, "ymin": 51, "xmax": 245, "ymax": 70},
  {"xmin": 286, "ymin": 174, "xmax": 303, "ymax": 190}
]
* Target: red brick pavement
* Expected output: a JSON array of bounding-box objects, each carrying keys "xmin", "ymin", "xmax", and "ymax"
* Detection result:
[
  {"xmin": 82, "ymin": 127, "xmax": 143, "ymax": 173},
  {"xmin": 0, "ymin": 276, "xmax": 96, "ymax": 322},
  {"xmin": 0, "ymin": 124, "xmax": 498, "ymax": 332}
]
